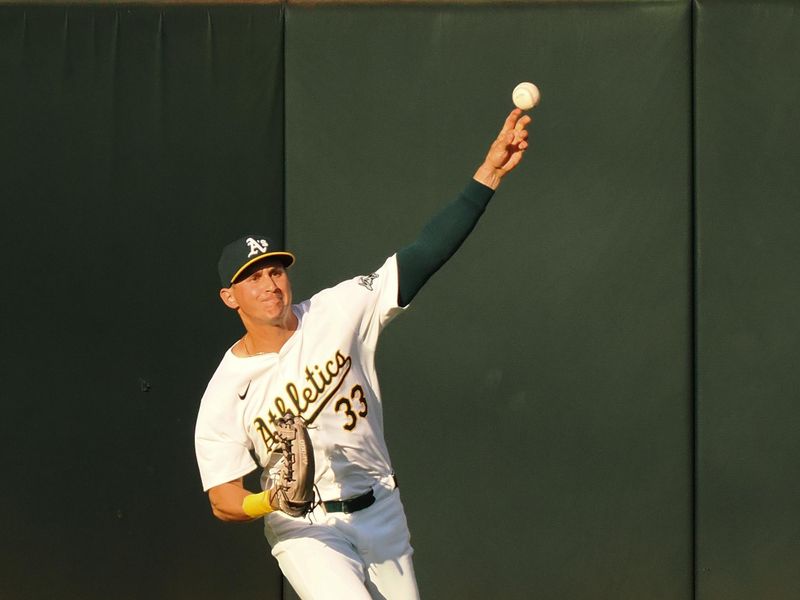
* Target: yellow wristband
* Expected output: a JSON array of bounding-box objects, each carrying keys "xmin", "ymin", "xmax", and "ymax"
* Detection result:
[{"xmin": 242, "ymin": 491, "xmax": 274, "ymax": 518}]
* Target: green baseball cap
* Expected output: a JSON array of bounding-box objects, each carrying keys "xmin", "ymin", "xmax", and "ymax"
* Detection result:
[{"xmin": 218, "ymin": 234, "xmax": 296, "ymax": 287}]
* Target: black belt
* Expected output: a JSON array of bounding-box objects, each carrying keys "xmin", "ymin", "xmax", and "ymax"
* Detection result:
[{"xmin": 323, "ymin": 489, "xmax": 375, "ymax": 514}]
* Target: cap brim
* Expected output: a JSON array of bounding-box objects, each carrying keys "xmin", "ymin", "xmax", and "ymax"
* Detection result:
[{"xmin": 230, "ymin": 252, "xmax": 296, "ymax": 284}]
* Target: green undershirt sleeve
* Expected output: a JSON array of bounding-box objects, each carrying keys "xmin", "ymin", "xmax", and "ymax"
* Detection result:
[{"xmin": 396, "ymin": 179, "xmax": 495, "ymax": 307}]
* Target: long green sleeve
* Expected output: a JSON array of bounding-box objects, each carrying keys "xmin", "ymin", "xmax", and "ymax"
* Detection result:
[{"xmin": 396, "ymin": 179, "xmax": 495, "ymax": 306}]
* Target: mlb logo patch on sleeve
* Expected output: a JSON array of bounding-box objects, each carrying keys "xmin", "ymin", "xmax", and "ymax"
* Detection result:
[{"xmin": 358, "ymin": 273, "xmax": 379, "ymax": 291}]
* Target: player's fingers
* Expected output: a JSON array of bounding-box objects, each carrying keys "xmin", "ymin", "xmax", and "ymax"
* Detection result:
[
  {"xmin": 514, "ymin": 129, "xmax": 529, "ymax": 141},
  {"xmin": 514, "ymin": 115, "xmax": 532, "ymax": 132},
  {"xmin": 492, "ymin": 130, "xmax": 514, "ymax": 150},
  {"xmin": 501, "ymin": 151, "xmax": 524, "ymax": 173},
  {"xmin": 499, "ymin": 109, "xmax": 523, "ymax": 135}
]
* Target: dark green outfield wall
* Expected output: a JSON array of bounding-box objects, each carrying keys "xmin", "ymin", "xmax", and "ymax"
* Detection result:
[
  {"xmin": 0, "ymin": 1, "xmax": 797, "ymax": 599},
  {"xmin": 285, "ymin": 3, "xmax": 692, "ymax": 599},
  {"xmin": 695, "ymin": 1, "xmax": 800, "ymax": 598},
  {"xmin": 0, "ymin": 4, "xmax": 285, "ymax": 599}
]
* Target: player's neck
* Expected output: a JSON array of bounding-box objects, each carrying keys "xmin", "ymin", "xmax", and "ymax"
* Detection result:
[{"xmin": 236, "ymin": 312, "xmax": 298, "ymax": 356}]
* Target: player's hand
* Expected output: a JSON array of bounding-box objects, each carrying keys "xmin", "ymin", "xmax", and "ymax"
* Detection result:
[{"xmin": 473, "ymin": 109, "xmax": 532, "ymax": 190}]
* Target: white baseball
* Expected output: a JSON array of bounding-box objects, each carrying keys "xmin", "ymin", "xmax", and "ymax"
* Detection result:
[{"xmin": 512, "ymin": 82, "xmax": 540, "ymax": 110}]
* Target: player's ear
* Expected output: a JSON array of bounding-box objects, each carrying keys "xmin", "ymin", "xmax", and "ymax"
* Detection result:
[{"xmin": 219, "ymin": 287, "xmax": 239, "ymax": 310}]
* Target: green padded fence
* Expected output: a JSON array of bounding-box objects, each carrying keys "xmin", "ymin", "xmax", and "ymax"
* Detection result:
[
  {"xmin": 285, "ymin": 2, "xmax": 692, "ymax": 599},
  {"xmin": 0, "ymin": 4, "xmax": 285, "ymax": 598},
  {"xmin": 695, "ymin": 1, "xmax": 800, "ymax": 598},
  {"xmin": 1, "ymin": 1, "xmax": 798, "ymax": 599}
]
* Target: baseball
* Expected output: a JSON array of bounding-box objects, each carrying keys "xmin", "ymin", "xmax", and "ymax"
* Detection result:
[{"xmin": 512, "ymin": 82, "xmax": 540, "ymax": 110}]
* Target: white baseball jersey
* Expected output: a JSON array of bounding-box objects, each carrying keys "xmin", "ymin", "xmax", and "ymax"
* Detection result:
[{"xmin": 195, "ymin": 255, "xmax": 406, "ymax": 502}]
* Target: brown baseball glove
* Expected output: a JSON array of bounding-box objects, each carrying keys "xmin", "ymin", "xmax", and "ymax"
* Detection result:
[{"xmin": 269, "ymin": 412, "xmax": 316, "ymax": 517}]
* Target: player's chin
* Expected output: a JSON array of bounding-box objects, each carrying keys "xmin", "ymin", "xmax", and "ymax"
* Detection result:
[
  {"xmin": 261, "ymin": 295, "xmax": 283, "ymax": 309},
  {"xmin": 262, "ymin": 303, "xmax": 289, "ymax": 321},
  {"xmin": 261, "ymin": 306, "xmax": 283, "ymax": 320}
]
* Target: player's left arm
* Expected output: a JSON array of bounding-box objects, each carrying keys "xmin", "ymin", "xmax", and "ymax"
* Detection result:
[
  {"xmin": 208, "ymin": 477, "xmax": 272, "ymax": 522},
  {"xmin": 396, "ymin": 109, "xmax": 531, "ymax": 306}
]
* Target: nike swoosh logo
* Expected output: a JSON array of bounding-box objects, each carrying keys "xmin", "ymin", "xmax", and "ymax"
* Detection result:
[{"xmin": 238, "ymin": 380, "xmax": 251, "ymax": 400}]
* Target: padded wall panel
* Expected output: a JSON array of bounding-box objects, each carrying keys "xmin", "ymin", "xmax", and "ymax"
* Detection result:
[
  {"xmin": 285, "ymin": 1, "xmax": 692, "ymax": 598},
  {"xmin": 695, "ymin": 1, "xmax": 800, "ymax": 598},
  {"xmin": 0, "ymin": 4, "xmax": 284, "ymax": 598}
]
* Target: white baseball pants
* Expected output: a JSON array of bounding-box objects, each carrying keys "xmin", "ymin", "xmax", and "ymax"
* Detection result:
[{"xmin": 264, "ymin": 475, "xmax": 420, "ymax": 600}]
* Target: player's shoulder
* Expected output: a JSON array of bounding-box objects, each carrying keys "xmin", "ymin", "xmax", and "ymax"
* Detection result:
[
  {"xmin": 198, "ymin": 349, "xmax": 256, "ymax": 409},
  {"xmin": 206, "ymin": 345, "xmax": 242, "ymax": 379},
  {"xmin": 310, "ymin": 255, "xmax": 398, "ymax": 300}
]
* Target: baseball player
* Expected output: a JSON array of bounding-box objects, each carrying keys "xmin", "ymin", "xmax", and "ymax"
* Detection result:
[{"xmin": 194, "ymin": 109, "xmax": 531, "ymax": 599}]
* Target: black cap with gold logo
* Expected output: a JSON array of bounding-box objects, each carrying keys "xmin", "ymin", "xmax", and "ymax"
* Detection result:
[{"xmin": 217, "ymin": 235, "xmax": 296, "ymax": 287}]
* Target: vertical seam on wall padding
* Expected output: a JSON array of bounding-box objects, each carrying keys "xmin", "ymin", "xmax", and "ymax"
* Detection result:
[
  {"xmin": 91, "ymin": 10, "xmax": 96, "ymax": 74},
  {"xmin": 90, "ymin": 10, "xmax": 94, "ymax": 67},
  {"xmin": 281, "ymin": 1, "xmax": 288, "ymax": 252},
  {"xmin": 690, "ymin": 1, "xmax": 698, "ymax": 599},
  {"xmin": 206, "ymin": 9, "xmax": 214, "ymax": 95},
  {"xmin": 280, "ymin": 4, "xmax": 288, "ymax": 598},
  {"xmin": 61, "ymin": 7, "xmax": 68, "ymax": 91},
  {"xmin": 61, "ymin": 7, "xmax": 68, "ymax": 42},
  {"xmin": 111, "ymin": 9, "xmax": 120, "ymax": 205},
  {"xmin": 158, "ymin": 10, "xmax": 165, "ymax": 138}
]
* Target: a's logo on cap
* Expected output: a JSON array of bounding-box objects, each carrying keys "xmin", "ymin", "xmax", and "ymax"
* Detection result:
[{"xmin": 245, "ymin": 237, "xmax": 269, "ymax": 257}]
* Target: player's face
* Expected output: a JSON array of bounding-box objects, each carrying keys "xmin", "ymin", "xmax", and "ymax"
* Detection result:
[{"xmin": 224, "ymin": 258, "xmax": 293, "ymax": 326}]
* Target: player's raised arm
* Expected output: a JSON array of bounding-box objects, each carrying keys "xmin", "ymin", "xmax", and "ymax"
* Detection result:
[{"xmin": 396, "ymin": 110, "xmax": 533, "ymax": 306}]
